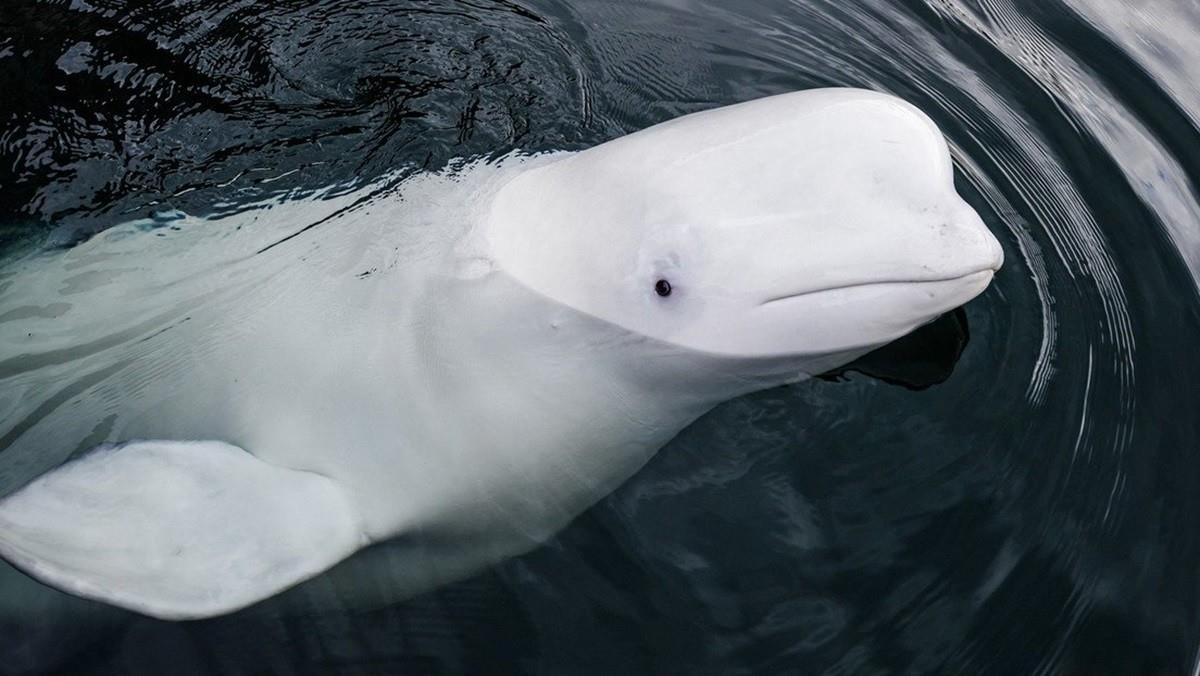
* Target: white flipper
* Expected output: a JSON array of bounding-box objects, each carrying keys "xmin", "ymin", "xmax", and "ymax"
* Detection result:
[{"xmin": 0, "ymin": 441, "xmax": 366, "ymax": 620}]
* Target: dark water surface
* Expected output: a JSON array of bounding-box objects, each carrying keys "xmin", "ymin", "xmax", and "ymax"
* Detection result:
[{"xmin": 3, "ymin": 0, "xmax": 1200, "ymax": 674}]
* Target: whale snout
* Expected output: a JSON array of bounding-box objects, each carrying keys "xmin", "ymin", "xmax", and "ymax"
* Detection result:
[
  {"xmin": 914, "ymin": 205, "xmax": 1003, "ymax": 287},
  {"xmin": 952, "ymin": 201, "xmax": 1004, "ymax": 275},
  {"xmin": 880, "ymin": 202, "xmax": 1003, "ymax": 325},
  {"xmin": 744, "ymin": 198, "xmax": 1002, "ymax": 357},
  {"xmin": 754, "ymin": 199, "xmax": 1002, "ymax": 308}
]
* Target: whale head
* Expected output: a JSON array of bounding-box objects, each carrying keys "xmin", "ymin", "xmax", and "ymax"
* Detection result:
[{"xmin": 487, "ymin": 89, "xmax": 1002, "ymax": 382}]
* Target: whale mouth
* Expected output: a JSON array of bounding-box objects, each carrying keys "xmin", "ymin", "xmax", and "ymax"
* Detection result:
[{"xmin": 759, "ymin": 269, "xmax": 996, "ymax": 307}]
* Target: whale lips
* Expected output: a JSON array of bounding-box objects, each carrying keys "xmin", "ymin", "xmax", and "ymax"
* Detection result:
[{"xmin": 758, "ymin": 272, "xmax": 994, "ymax": 307}]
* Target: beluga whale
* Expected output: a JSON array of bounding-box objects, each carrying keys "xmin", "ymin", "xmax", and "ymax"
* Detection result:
[{"xmin": 0, "ymin": 88, "xmax": 1003, "ymax": 619}]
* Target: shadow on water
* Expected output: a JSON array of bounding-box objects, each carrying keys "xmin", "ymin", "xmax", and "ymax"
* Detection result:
[
  {"xmin": 818, "ymin": 309, "xmax": 971, "ymax": 391},
  {"xmin": 3, "ymin": 0, "xmax": 1200, "ymax": 674}
]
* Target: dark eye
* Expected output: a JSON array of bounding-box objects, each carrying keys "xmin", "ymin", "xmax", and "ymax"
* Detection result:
[{"xmin": 654, "ymin": 279, "xmax": 672, "ymax": 297}]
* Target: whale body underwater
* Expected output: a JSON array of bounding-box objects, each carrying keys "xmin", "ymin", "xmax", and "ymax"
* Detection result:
[{"xmin": 0, "ymin": 88, "xmax": 1003, "ymax": 619}]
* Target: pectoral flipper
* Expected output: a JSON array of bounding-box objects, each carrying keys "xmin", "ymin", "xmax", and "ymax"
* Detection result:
[{"xmin": 0, "ymin": 440, "xmax": 365, "ymax": 619}]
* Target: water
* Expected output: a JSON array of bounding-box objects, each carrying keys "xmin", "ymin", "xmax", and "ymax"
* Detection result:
[{"xmin": 2, "ymin": 0, "xmax": 1199, "ymax": 674}]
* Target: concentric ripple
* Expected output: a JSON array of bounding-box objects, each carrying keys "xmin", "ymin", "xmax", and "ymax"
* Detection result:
[{"xmin": 2, "ymin": 1, "xmax": 1200, "ymax": 674}]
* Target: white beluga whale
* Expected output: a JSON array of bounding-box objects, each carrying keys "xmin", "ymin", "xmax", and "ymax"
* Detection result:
[{"xmin": 0, "ymin": 88, "xmax": 1002, "ymax": 619}]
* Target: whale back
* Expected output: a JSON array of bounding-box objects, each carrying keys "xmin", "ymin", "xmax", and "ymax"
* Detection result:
[
  {"xmin": 0, "ymin": 163, "xmax": 498, "ymax": 492},
  {"xmin": 0, "ymin": 154, "xmax": 743, "ymax": 540}
]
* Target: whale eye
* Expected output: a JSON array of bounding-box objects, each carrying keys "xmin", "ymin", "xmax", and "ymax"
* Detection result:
[{"xmin": 654, "ymin": 279, "xmax": 672, "ymax": 297}]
